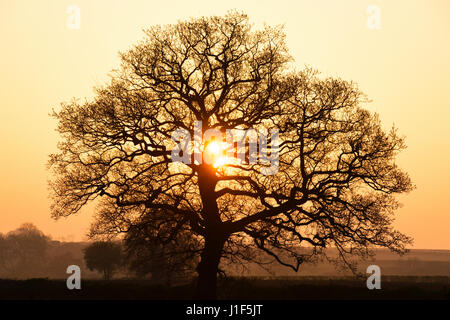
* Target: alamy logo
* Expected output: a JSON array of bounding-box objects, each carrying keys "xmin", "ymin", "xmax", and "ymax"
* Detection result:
[
  {"xmin": 366, "ymin": 265, "xmax": 381, "ymax": 289},
  {"xmin": 171, "ymin": 121, "xmax": 279, "ymax": 175},
  {"xmin": 66, "ymin": 5, "xmax": 81, "ymax": 30},
  {"xmin": 66, "ymin": 265, "xmax": 81, "ymax": 290},
  {"xmin": 366, "ymin": 5, "xmax": 381, "ymax": 30}
]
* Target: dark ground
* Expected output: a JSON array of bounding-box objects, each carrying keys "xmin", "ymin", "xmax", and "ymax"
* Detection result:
[{"xmin": 1, "ymin": 276, "xmax": 449, "ymax": 300}]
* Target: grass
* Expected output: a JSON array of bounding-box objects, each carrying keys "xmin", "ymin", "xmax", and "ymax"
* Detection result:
[{"xmin": 0, "ymin": 276, "xmax": 448, "ymax": 300}]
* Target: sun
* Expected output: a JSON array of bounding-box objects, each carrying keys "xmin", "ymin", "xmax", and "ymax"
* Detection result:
[
  {"xmin": 205, "ymin": 141, "xmax": 222, "ymax": 155},
  {"xmin": 204, "ymin": 140, "xmax": 230, "ymax": 168}
]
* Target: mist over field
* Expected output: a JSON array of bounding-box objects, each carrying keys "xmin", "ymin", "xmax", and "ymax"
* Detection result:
[
  {"xmin": 1, "ymin": 223, "xmax": 449, "ymax": 280},
  {"xmin": 1, "ymin": 228, "xmax": 449, "ymax": 300}
]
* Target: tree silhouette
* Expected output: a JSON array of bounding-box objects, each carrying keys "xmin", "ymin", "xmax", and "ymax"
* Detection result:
[
  {"xmin": 49, "ymin": 12, "xmax": 413, "ymax": 299},
  {"xmin": 0, "ymin": 223, "xmax": 50, "ymax": 279},
  {"xmin": 119, "ymin": 211, "xmax": 199, "ymax": 286},
  {"xmin": 83, "ymin": 241, "xmax": 123, "ymax": 280}
]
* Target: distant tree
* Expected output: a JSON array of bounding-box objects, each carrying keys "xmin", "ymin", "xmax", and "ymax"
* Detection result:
[
  {"xmin": 125, "ymin": 233, "xmax": 198, "ymax": 286},
  {"xmin": 0, "ymin": 233, "xmax": 6, "ymax": 274},
  {"xmin": 50, "ymin": 12, "xmax": 414, "ymax": 299},
  {"xmin": 0, "ymin": 223, "xmax": 51, "ymax": 279},
  {"xmin": 127, "ymin": 214, "xmax": 198, "ymax": 285},
  {"xmin": 89, "ymin": 206, "xmax": 200, "ymax": 285},
  {"xmin": 83, "ymin": 241, "xmax": 123, "ymax": 280}
]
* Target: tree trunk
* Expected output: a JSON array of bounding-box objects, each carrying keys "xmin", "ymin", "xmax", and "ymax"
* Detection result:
[
  {"xmin": 195, "ymin": 234, "xmax": 226, "ymax": 299},
  {"xmin": 195, "ymin": 165, "xmax": 226, "ymax": 299}
]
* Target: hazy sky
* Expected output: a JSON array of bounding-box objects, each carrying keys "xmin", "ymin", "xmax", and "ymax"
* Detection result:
[{"xmin": 0, "ymin": 0, "xmax": 449, "ymax": 248}]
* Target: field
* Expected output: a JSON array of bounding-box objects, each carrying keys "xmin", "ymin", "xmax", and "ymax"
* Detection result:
[
  {"xmin": 0, "ymin": 276, "xmax": 449, "ymax": 300},
  {"xmin": 2, "ymin": 248, "xmax": 450, "ymax": 300}
]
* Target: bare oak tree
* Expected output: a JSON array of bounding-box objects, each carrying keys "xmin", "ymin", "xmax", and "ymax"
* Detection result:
[{"xmin": 49, "ymin": 12, "xmax": 413, "ymax": 299}]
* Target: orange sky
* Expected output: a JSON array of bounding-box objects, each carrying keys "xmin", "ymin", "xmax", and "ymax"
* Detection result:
[{"xmin": 0, "ymin": 0, "xmax": 449, "ymax": 248}]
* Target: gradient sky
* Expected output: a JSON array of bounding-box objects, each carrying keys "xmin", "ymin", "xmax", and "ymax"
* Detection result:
[{"xmin": 0, "ymin": 0, "xmax": 449, "ymax": 248}]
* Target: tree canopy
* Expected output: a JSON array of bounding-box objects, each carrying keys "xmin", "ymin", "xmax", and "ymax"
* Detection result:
[{"xmin": 121, "ymin": 212, "xmax": 199, "ymax": 285}]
